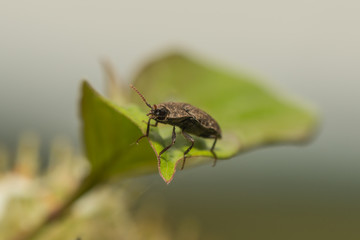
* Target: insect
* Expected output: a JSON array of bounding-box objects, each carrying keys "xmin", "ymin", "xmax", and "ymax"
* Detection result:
[{"xmin": 130, "ymin": 85, "xmax": 221, "ymax": 170}]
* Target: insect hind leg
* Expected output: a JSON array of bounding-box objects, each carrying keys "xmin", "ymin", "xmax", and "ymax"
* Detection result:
[
  {"xmin": 181, "ymin": 131, "xmax": 195, "ymax": 170},
  {"xmin": 210, "ymin": 137, "xmax": 218, "ymax": 167}
]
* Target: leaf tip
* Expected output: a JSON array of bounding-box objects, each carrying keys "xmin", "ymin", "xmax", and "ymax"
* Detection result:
[{"xmin": 81, "ymin": 79, "xmax": 91, "ymax": 91}]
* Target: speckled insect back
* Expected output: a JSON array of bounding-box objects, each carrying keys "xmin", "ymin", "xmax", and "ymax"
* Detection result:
[{"xmin": 131, "ymin": 85, "xmax": 221, "ymax": 170}]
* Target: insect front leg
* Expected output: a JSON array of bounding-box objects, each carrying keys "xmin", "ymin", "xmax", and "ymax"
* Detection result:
[
  {"xmin": 210, "ymin": 137, "xmax": 218, "ymax": 167},
  {"xmin": 136, "ymin": 118, "xmax": 152, "ymax": 144},
  {"xmin": 181, "ymin": 131, "xmax": 194, "ymax": 170},
  {"xmin": 142, "ymin": 119, "xmax": 158, "ymax": 127},
  {"xmin": 150, "ymin": 121, "xmax": 158, "ymax": 127},
  {"xmin": 158, "ymin": 125, "xmax": 177, "ymax": 158}
]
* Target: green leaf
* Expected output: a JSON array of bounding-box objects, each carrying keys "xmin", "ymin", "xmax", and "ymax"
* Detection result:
[
  {"xmin": 81, "ymin": 52, "xmax": 317, "ymax": 184},
  {"xmin": 131, "ymin": 53, "xmax": 317, "ymax": 182},
  {"xmin": 81, "ymin": 81, "xmax": 157, "ymax": 181}
]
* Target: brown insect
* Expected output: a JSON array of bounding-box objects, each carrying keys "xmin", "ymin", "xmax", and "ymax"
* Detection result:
[{"xmin": 131, "ymin": 85, "xmax": 221, "ymax": 170}]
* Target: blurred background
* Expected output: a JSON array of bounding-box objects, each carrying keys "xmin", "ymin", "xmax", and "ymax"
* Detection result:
[{"xmin": 1, "ymin": 1, "xmax": 359, "ymax": 239}]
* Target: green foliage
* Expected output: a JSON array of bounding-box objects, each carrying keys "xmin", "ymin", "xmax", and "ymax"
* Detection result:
[
  {"xmin": 81, "ymin": 52, "xmax": 317, "ymax": 183},
  {"xmin": 81, "ymin": 82, "xmax": 155, "ymax": 180}
]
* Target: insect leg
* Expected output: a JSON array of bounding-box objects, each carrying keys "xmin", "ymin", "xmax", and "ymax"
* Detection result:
[
  {"xmin": 158, "ymin": 125, "xmax": 177, "ymax": 158},
  {"xmin": 210, "ymin": 138, "xmax": 218, "ymax": 167},
  {"xmin": 136, "ymin": 118, "xmax": 152, "ymax": 144},
  {"xmin": 181, "ymin": 131, "xmax": 194, "ymax": 170},
  {"xmin": 142, "ymin": 119, "xmax": 158, "ymax": 127},
  {"xmin": 150, "ymin": 121, "xmax": 158, "ymax": 127}
]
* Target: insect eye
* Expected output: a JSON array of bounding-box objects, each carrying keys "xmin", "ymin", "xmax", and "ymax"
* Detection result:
[
  {"xmin": 153, "ymin": 108, "xmax": 163, "ymax": 115},
  {"xmin": 154, "ymin": 108, "xmax": 168, "ymax": 119}
]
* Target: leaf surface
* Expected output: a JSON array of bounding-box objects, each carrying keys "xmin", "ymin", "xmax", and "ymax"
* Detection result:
[
  {"xmin": 131, "ymin": 53, "xmax": 317, "ymax": 182},
  {"xmin": 81, "ymin": 82, "xmax": 156, "ymax": 180},
  {"xmin": 81, "ymin": 52, "xmax": 317, "ymax": 183}
]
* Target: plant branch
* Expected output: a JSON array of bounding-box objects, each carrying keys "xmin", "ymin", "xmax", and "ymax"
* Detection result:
[{"xmin": 11, "ymin": 174, "xmax": 99, "ymax": 240}]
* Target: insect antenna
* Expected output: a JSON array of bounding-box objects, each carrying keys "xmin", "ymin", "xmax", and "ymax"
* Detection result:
[{"xmin": 130, "ymin": 84, "xmax": 153, "ymax": 109}]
